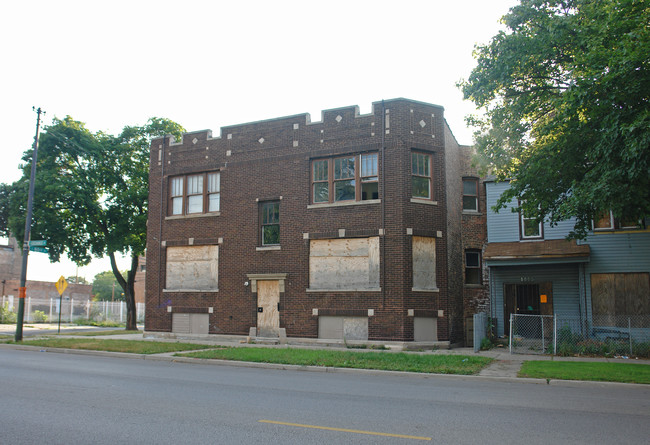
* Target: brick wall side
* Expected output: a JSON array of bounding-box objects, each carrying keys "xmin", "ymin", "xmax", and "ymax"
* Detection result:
[{"xmin": 146, "ymin": 99, "xmax": 460, "ymax": 341}]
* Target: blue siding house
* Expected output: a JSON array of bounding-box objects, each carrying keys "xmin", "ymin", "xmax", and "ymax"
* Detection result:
[{"xmin": 484, "ymin": 181, "xmax": 650, "ymax": 338}]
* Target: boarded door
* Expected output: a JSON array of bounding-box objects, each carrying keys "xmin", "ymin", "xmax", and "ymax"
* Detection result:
[{"xmin": 257, "ymin": 280, "xmax": 280, "ymax": 337}]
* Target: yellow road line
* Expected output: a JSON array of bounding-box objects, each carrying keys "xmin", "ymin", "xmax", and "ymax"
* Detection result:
[{"xmin": 259, "ymin": 419, "xmax": 431, "ymax": 441}]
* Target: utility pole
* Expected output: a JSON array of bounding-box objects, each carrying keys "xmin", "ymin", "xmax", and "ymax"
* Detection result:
[{"xmin": 15, "ymin": 107, "xmax": 45, "ymax": 341}]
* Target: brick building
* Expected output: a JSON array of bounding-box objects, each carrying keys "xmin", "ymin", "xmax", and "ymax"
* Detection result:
[
  {"xmin": 1, "ymin": 237, "xmax": 92, "ymax": 305},
  {"xmin": 145, "ymin": 98, "xmax": 485, "ymax": 345}
]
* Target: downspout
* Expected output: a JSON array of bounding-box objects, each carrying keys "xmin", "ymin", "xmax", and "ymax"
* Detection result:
[
  {"xmin": 158, "ymin": 135, "xmax": 166, "ymax": 307},
  {"xmin": 381, "ymin": 100, "xmax": 386, "ymax": 309}
]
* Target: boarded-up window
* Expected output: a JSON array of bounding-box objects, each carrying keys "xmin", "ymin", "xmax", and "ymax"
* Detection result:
[
  {"xmin": 309, "ymin": 237, "xmax": 380, "ymax": 290},
  {"xmin": 412, "ymin": 236, "xmax": 436, "ymax": 290},
  {"xmin": 591, "ymin": 273, "xmax": 650, "ymax": 326},
  {"xmin": 166, "ymin": 246, "xmax": 218, "ymax": 291},
  {"xmin": 318, "ymin": 316, "xmax": 368, "ymax": 340}
]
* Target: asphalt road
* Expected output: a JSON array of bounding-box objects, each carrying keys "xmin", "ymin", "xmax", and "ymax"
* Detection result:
[{"xmin": 1, "ymin": 349, "xmax": 649, "ymax": 444}]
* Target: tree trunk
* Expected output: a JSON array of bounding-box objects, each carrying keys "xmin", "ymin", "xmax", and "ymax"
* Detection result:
[{"xmin": 109, "ymin": 251, "xmax": 139, "ymax": 331}]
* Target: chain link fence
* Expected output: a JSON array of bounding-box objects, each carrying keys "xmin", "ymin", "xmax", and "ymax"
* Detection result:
[
  {"xmin": 510, "ymin": 313, "xmax": 650, "ymax": 357},
  {"xmin": 1, "ymin": 296, "xmax": 144, "ymax": 325}
]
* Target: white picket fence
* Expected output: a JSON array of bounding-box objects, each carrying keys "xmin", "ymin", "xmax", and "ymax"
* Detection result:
[{"xmin": 1, "ymin": 295, "xmax": 144, "ymax": 324}]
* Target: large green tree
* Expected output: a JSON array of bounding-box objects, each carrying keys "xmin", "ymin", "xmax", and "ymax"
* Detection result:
[
  {"xmin": 92, "ymin": 270, "xmax": 123, "ymax": 301},
  {"xmin": 0, "ymin": 183, "xmax": 14, "ymax": 238},
  {"xmin": 8, "ymin": 116, "xmax": 184, "ymax": 329},
  {"xmin": 459, "ymin": 0, "xmax": 650, "ymax": 238}
]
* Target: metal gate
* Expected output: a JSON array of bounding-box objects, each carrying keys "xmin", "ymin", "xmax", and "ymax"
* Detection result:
[{"xmin": 509, "ymin": 313, "xmax": 553, "ymax": 354}]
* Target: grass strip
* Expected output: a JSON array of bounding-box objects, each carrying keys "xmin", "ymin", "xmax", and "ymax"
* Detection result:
[
  {"xmin": 519, "ymin": 360, "xmax": 650, "ymax": 384},
  {"xmin": 14, "ymin": 338, "xmax": 214, "ymax": 354},
  {"xmin": 178, "ymin": 348, "xmax": 493, "ymax": 375},
  {"xmin": 56, "ymin": 330, "xmax": 142, "ymax": 337}
]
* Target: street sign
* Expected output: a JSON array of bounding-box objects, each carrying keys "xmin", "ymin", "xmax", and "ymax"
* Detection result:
[
  {"xmin": 55, "ymin": 276, "xmax": 68, "ymax": 295},
  {"xmin": 29, "ymin": 246, "xmax": 48, "ymax": 253},
  {"xmin": 29, "ymin": 240, "xmax": 47, "ymax": 246}
]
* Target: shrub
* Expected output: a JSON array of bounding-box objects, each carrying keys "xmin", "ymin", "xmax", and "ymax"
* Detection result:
[
  {"xmin": 31, "ymin": 310, "xmax": 48, "ymax": 323},
  {"xmin": 480, "ymin": 336, "xmax": 494, "ymax": 351},
  {"xmin": 0, "ymin": 303, "xmax": 17, "ymax": 324}
]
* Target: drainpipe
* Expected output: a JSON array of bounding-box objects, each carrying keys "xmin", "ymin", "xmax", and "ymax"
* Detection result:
[
  {"xmin": 381, "ymin": 100, "xmax": 386, "ymax": 309},
  {"xmin": 158, "ymin": 135, "xmax": 166, "ymax": 307}
]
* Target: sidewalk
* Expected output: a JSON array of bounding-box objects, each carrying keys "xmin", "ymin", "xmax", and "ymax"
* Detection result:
[{"xmin": 2, "ymin": 324, "xmax": 649, "ymax": 381}]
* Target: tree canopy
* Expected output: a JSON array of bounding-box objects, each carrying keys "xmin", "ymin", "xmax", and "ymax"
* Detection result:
[
  {"xmin": 0, "ymin": 183, "xmax": 14, "ymax": 238},
  {"xmin": 91, "ymin": 270, "xmax": 123, "ymax": 301},
  {"xmin": 8, "ymin": 116, "xmax": 184, "ymax": 328},
  {"xmin": 459, "ymin": 0, "xmax": 650, "ymax": 238}
]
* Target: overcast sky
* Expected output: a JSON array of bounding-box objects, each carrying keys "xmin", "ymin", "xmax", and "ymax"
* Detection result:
[{"xmin": 1, "ymin": 0, "xmax": 517, "ymax": 284}]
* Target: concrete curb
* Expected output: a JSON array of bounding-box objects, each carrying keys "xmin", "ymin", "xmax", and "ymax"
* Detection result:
[{"xmin": 2, "ymin": 343, "xmax": 648, "ymax": 388}]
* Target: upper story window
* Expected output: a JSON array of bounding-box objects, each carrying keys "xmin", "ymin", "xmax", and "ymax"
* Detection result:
[
  {"xmin": 168, "ymin": 172, "xmax": 220, "ymax": 216},
  {"xmin": 465, "ymin": 250, "xmax": 482, "ymax": 285},
  {"xmin": 463, "ymin": 178, "xmax": 479, "ymax": 212},
  {"xmin": 411, "ymin": 152, "xmax": 432, "ymax": 199},
  {"xmin": 593, "ymin": 210, "xmax": 643, "ymax": 231},
  {"xmin": 520, "ymin": 209, "xmax": 543, "ymax": 239},
  {"xmin": 260, "ymin": 201, "xmax": 280, "ymax": 246},
  {"xmin": 311, "ymin": 153, "xmax": 379, "ymax": 204}
]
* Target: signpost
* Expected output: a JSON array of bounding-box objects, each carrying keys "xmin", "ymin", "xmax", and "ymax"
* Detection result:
[
  {"xmin": 29, "ymin": 246, "xmax": 48, "ymax": 253},
  {"xmin": 29, "ymin": 240, "xmax": 47, "ymax": 247},
  {"xmin": 55, "ymin": 276, "xmax": 68, "ymax": 334}
]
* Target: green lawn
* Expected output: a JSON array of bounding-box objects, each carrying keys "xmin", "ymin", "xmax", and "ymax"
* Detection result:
[
  {"xmin": 15, "ymin": 338, "xmax": 214, "ymax": 354},
  {"xmin": 179, "ymin": 348, "xmax": 493, "ymax": 375},
  {"xmin": 519, "ymin": 360, "xmax": 650, "ymax": 384},
  {"xmin": 57, "ymin": 330, "xmax": 142, "ymax": 337}
]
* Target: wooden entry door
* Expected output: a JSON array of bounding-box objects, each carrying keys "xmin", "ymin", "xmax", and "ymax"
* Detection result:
[{"xmin": 257, "ymin": 280, "xmax": 280, "ymax": 337}]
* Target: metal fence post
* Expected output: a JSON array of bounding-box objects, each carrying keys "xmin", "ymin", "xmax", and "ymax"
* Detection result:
[
  {"xmin": 26, "ymin": 296, "xmax": 32, "ymax": 322},
  {"xmin": 49, "ymin": 298, "xmax": 53, "ymax": 323},
  {"xmin": 629, "ymin": 317, "xmax": 633, "ymax": 356},
  {"xmin": 541, "ymin": 315, "xmax": 545, "ymax": 353},
  {"xmin": 553, "ymin": 314, "xmax": 556, "ymax": 353},
  {"xmin": 509, "ymin": 314, "xmax": 513, "ymax": 354},
  {"xmin": 70, "ymin": 298, "xmax": 74, "ymax": 322},
  {"xmin": 120, "ymin": 301, "xmax": 124, "ymax": 323}
]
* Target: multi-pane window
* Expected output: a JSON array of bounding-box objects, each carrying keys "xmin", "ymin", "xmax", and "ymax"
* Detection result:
[
  {"xmin": 261, "ymin": 201, "xmax": 280, "ymax": 246},
  {"xmin": 334, "ymin": 157, "xmax": 356, "ymax": 201},
  {"xmin": 187, "ymin": 174, "xmax": 204, "ymax": 214},
  {"xmin": 170, "ymin": 177, "xmax": 184, "ymax": 215},
  {"xmin": 312, "ymin": 159, "xmax": 329, "ymax": 203},
  {"xmin": 361, "ymin": 153, "xmax": 379, "ymax": 200},
  {"xmin": 593, "ymin": 210, "xmax": 614, "ymax": 230},
  {"xmin": 411, "ymin": 152, "xmax": 432, "ymax": 199},
  {"xmin": 593, "ymin": 210, "xmax": 642, "ymax": 231},
  {"xmin": 207, "ymin": 172, "xmax": 220, "ymax": 212},
  {"xmin": 463, "ymin": 178, "xmax": 479, "ymax": 212},
  {"xmin": 168, "ymin": 172, "xmax": 220, "ymax": 216},
  {"xmin": 520, "ymin": 210, "xmax": 542, "ymax": 239},
  {"xmin": 311, "ymin": 153, "xmax": 379, "ymax": 204},
  {"xmin": 465, "ymin": 250, "xmax": 482, "ymax": 285}
]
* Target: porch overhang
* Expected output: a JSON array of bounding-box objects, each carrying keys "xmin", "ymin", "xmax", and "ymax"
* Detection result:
[{"xmin": 484, "ymin": 239, "xmax": 590, "ymax": 266}]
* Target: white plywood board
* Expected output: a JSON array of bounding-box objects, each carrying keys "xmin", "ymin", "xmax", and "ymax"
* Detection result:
[
  {"xmin": 412, "ymin": 236, "xmax": 436, "ymax": 290},
  {"xmin": 309, "ymin": 237, "xmax": 379, "ymax": 290},
  {"xmin": 166, "ymin": 246, "xmax": 218, "ymax": 290}
]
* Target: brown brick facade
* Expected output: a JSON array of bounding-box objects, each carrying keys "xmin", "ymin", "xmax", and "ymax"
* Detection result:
[{"xmin": 145, "ymin": 98, "xmax": 476, "ymax": 343}]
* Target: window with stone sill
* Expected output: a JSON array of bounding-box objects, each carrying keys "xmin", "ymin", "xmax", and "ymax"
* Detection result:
[
  {"xmin": 312, "ymin": 153, "xmax": 379, "ymax": 204},
  {"xmin": 260, "ymin": 201, "xmax": 280, "ymax": 246},
  {"xmin": 463, "ymin": 178, "xmax": 479, "ymax": 212},
  {"xmin": 169, "ymin": 171, "xmax": 220, "ymax": 216},
  {"xmin": 411, "ymin": 151, "xmax": 432, "ymax": 200}
]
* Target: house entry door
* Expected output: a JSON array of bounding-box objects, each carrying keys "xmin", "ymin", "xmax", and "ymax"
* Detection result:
[
  {"xmin": 257, "ymin": 280, "xmax": 280, "ymax": 337},
  {"xmin": 504, "ymin": 282, "xmax": 553, "ymax": 336}
]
